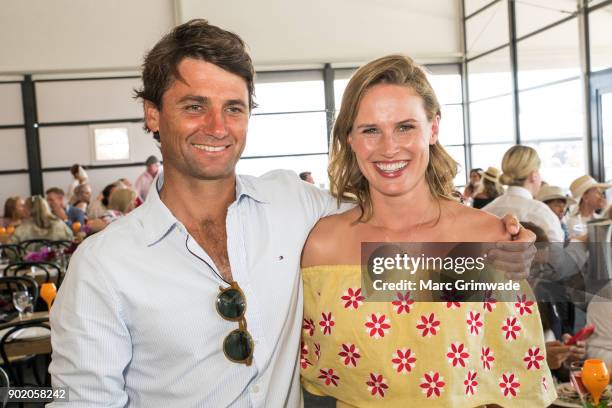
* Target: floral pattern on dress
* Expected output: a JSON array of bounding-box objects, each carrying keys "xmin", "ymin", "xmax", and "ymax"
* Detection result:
[
  {"xmin": 514, "ymin": 294, "xmax": 534, "ymax": 316},
  {"xmin": 447, "ymin": 342, "xmax": 470, "ymax": 368},
  {"xmin": 499, "ymin": 372, "xmax": 520, "ymax": 398},
  {"xmin": 391, "ymin": 348, "xmax": 416, "ymax": 373},
  {"xmin": 365, "ymin": 313, "xmax": 391, "ymax": 339},
  {"xmin": 341, "ymin": 288, "xmax": 364, "ymax": 310},
  {"xmin": 391, "ymin": 292, "xmax": 414, "ymax": 315},
  {"xmin": 420, "ymin": 371, "xmax": 445, "ymax": 398},
  {"xmin": 502, "ymin": 316, "xmax": 522, "ymax": 341},
  {"xmin": 338, "ymin": 343, "xmax": 361, "ymax": 367},
  {"xmin": 523, "ymin": 346, "xmax": 544, "ymax": 370},
  {"xmin": 320, "ymin": 312, "xmax": 335, "ymax": 336},
  {"xmin": 366, "ymin": 373, "xmax": 389, "ymax": 398},
  {"xmin": 416, "ymin": 313, "xmax": 440, "ymax": 337},
  {"xmin": 464, "ymin": 370, "xmax": 478, "ymax": 396}
]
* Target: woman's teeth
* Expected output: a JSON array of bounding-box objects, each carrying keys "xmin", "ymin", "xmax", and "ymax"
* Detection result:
[{"xmin": 375, "ymin": 161, "xmax": 408, "ymax": 172}]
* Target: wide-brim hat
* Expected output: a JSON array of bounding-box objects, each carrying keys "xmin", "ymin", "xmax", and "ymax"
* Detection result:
[
  {"xmin": 569, "ymin": 175, "xmax": 612, "ymax": 199},
  {"xmin": 536, "ymin": 185, "xmax": 576, "ymax": 205},
  {"xmin": 482, "ymin": 167, "xmax": 500, "ymax": 183}
]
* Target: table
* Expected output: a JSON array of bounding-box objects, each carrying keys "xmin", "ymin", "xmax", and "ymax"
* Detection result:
[{"xmin": 0, "ymin": 311, "xmax": 51, "ymax": 358}]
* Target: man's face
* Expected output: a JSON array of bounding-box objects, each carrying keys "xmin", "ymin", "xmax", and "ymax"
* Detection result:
[
  {"xmin": 80, "ymin": 185, "xmax": 92, "ymax": 203},
  {"xmin": 546, "ymin": 199, "xmax": 567, "ymax": 220},
  {"xmin": 144, "ymin": 58, "xmax": 249, "ymax": 182},
  {"xmin": 46, "ymin": 192, "xmax": 64, "ymax": 211}
]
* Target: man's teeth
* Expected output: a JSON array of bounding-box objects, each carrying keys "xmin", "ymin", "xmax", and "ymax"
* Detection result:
[
  {"xmin": 193, "ymin": 144, "xmax": 227, "ymax": 152},
  {"xmin": 375, "ymin": 161, "xmax": 408, "ymax": 172}
]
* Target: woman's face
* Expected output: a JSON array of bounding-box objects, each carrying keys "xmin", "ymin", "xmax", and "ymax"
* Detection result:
[
  {"xmin": 582, "ymin": 187, "xmax": 606, "ymax": 209},
  {"xmin": 347, "ymin": 84, "xmax": 438, "ymax": 198},
  {"xmin": 469, "ymin": 171, "xmax": 481, "ymax": 185},
  {"xmin": 15, "ymin": 198, "xmax": 27, "ymax": 219}
]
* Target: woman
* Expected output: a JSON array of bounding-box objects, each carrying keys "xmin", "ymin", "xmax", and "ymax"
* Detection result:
[
  {"xmin": 482, "ymin": 146, "xmax": 564, "ymax": 244},
  {"xmin": 8, "ymin": 196, "xmax": 73, "ymax": 244},
  {"xmin": 300, "ymin": 55, "xmax": 555, "ymax": 407},
  {"xmin": 88, "ymin": 188, "xmax": 138, "ymax": 233},
  {"xmin": 472, "ymin": 167, "xmax": 503, "ymax": 210},
  {"xmin": 67, "ymin": 164, "xmax": 88, "ymax": 202},
  {"xmin": 566, "ymin": 175, "xmax": 610, "ymax": 238},
  {"xmin": 462, "ymin": 168, "xmax": 482, "ymax": 202},
  {"xmin": 1, "ymin": 196, "xmax": 27, "ymax": 228}
]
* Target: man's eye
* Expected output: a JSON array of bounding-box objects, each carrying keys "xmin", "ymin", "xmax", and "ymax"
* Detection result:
[
  {"xmin": 227, "ymin": 106, "xmax": 245, "ymax": 114},
  {"xmin": 186, "ymin": 105, "xmax": 202, "ymax": 112}
]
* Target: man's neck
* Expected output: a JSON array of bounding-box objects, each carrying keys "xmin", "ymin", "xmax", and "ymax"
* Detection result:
[{"xmin": 159, "ymin": 169, "xmax": 236, "ymax": 226}]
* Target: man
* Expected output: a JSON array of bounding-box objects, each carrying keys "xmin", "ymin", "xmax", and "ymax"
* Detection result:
[
  {"xmin": 299, "ymin": 171, "xmax": 314, "ymax": 184},
  {"xmin": 536, "ymin": 184, "xmax": 576, "ymax": 245},
  {"xmin": 50, "ymin": 19, "xmax": 535, "ymax": 407},
  {"xmin": 45, "ymin": 187, "xmax": 85, "ymax": 227},
  {"xmin": 134, "ymin": 155, "xmax": 161, "ymax": 200}
]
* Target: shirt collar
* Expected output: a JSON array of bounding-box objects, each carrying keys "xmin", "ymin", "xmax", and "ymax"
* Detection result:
[
  {"xmin": 140, "ymin": 171, "xmax": 268, "ymax": 246},
  {"xmin": 506, "ymin": 185, "xmax": 533, "ymax": 199}
]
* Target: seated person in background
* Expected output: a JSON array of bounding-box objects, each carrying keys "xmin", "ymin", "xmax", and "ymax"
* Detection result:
[
  {"xmin": 88, "ymin": 188, "xmax": 138, "ymax": 233},
  {"xmin": 87, "ymin": 182, "xmax": 123, "ymax": 219},
  {"xmin": 567, "ymin": 175, "xmax": 610, "ymax": 238},
  {"xmin": 299, "ymin": 171, "xmax": 315, "ymax": 184},
  {"xmin": 134, "ymin": 155, "xmax": 160, "ymax": 201},
  {"xmin": 586, "ymin": 281, "xmax": 612, "ymax": 367},
  {"xmin": 8, "ymin": 196, "xmax": 73, "ymax": 245},
  {"xmin": 462, "ymin": 167, "xmax": 482, "ymax": 202},
  {"xmin": 521, "ymin": 222, "xmax": 586, "ymax": 382},
  {"xmin": 46, "ymin": 187, "xmax": 86, "ymax": 227},
  {"xmin": 67, "ymin": 164, "xmax": 88, "ymax": 202},
  {"xmin": 1, "ymin": 196, "xmax": 27, "ymax": 228},
  {"xmin": 472, "ymin": 166, "xmax": 503, "ymax": 209},
  {"xmin": 71, "ymin": 183, "xmax": 92, "ymax": 213},
  {"xmin": 536, "ymin": 185, "xmax": 575, "ymax": 246}
]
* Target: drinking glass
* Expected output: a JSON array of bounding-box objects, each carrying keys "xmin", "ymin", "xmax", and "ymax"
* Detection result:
[
  {"xmin": 40, "ymin": 283, "xmax": 57, "ymax": 311},
  {"xmin": 570, "ymin": 361, "xmax": 588, "ymax": 406},
  {"xmin": 12, "ymin": 291, "xmax": 31, "ymax": 320},
  {"xmin": 582, "ymin": 359, "xmax": 610, "ymax": 406}
]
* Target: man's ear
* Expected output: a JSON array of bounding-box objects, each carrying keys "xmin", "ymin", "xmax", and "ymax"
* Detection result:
[
  {"xmin": 429, "ymin": 115, "xmax": 440, "ymax": 145},
  {"xmin": 144, "ymin": 100, "xmax": 160, "ymax": 133}
]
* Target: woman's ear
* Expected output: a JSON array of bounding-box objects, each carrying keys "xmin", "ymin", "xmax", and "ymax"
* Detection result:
[{"xmin": 429, "ymin": 115, "xmax": 440, "ymax": 145}]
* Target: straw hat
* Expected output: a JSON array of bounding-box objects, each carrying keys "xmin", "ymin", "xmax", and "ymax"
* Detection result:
[
  {"xmin": 536, "ymin": 185, "xmax": 576, "ymax": 205},
  {"xmin": 569, "ymin": 175, "xmax": 612, "ymax": 199},
  {"xmin": 481, "ymin": 167, "xmax": 500, "ymax": 183}
]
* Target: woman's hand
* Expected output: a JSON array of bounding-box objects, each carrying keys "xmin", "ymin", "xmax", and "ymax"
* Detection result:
[
  {"xmin": 487, "ymin": 214, "xmax": 536, "ymax": 280},
  {"xmin": 546, "ymin": 340, "xmax": 572, "ymax": 369}
]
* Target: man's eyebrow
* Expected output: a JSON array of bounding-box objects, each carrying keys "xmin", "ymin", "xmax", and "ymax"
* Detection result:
[
  {"xmin": 226, "ymin": 99, "xmax": 248, "ymax": 108},
  {"xmin": 177, "ymin": 95, "xmax": 207, "ymax": 104}
]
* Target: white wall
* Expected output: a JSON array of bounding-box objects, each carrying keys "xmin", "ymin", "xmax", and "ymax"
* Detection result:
[{"xmin": 178, "ymin": 0, "xmax": 462, "ymax": 67}]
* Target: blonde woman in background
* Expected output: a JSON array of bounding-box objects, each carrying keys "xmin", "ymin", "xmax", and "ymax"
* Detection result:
[
  {"xmin": 8, "ymin": 196, "xmax": 73, "ymax": 244},
  {"xmin": 472, "ymin": 167, "xmax": 503, "ymax": 209},
  {"xmin": 483, "ymin": 146, "xmax": 564, "ymax": 243},
  {"xmin": 300, "ymin": 55, "xmax": 555, "ymax": 407}
]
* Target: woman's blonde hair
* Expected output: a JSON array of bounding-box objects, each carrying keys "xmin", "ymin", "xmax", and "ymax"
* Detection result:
[
  {"xmin": 26, "ymin": 195, "xmax": 57, "ymax": 229},
  {"xmin": 499, "ymin": 145, "xmax": 541, "ymax": 186},
  {"xmin": 109, "ymin": 188, "xmax": 137, "ymax": 214},
  {"xmin": 329, "ymin": 54, "xmax": 458, "ymax": 221}
]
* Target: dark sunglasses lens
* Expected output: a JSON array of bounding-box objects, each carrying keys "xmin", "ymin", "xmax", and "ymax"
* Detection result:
[
  {"xmin": 217, "ymin": 288, "xmax": 246, "ymax": 319},
  {"xmin": 224, "ymin": 330, "xmax": 253, "ymax": 362}
]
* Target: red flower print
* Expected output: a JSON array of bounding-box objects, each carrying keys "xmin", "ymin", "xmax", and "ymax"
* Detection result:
[
  {"xmin": 303, "ymin": 318, "xmax": 315, "ymax": 337},
  {"xmin": 466, "ymin": 310, "xmax": 483, "ymax": 335},
  {"xmin": 365, "ymin": 313, "xmax": 391, "ymax": 339},
  {"xmin": 341, "ymin": 288, "xmax": 364, "ymax": 309},
  {"xmin": 315, "ymin": 343, "xmax": 321, "ymax": 360},
  {"xmin": 318, "ymin": 368, "xmax": 339, "ymax": 387},
  {"xmin": 481, "ymin": 346, "xmax": 495, "ymax": 370},
  {"xmin": 392, "ymin": 348, "xmax": 416, "ymax": 373},
  {"xmin": 420, "ymin": 371, "xmax": 445, "ymax": 398},
  {"xmin": 447, "ymin": 342, "xmax": 470, "ymax": 368},
  {"xmin": 523, "ymin": 347, "xmax": 544, "ymax": 370},
  {"xmin": 366, "ymin": 373, "xmax": 388, "ymax": 397},
  {"xmin": 501, "ymin": 317, "xmax": 521, "ymax": 341},
  {"xmin": 392, "ymin": 292, "xmax": 414, "ymax": 315},
  {"xmin": 499, "ymin": 372, "xmax": 520, "ymax": 397},
  {"xmin": 464, "ymin": 370, "xmax": 478, "ymax": 396},
  {"xmin": 319, "ymin": 312, "xmax": 335, "ymax": 336},
  {"xmin": 483, "ymin": 290, "xmax": 497, "ymax": 312},
  {"xmin": 338, "ymin": 343, "xmax": 361, "ymax": 367},
  {"xmin": 446, "ymin": 301, "xmax": 461, "ymax": 309},
  {"xmin": 416, "ymin": 313, "xmax": 440, "ymax": 337},
  {"xmin": 514, "ymin": 294, "xmax": 534, "ymax": 316},
  {"xmin": 300, "ymin": 341, "xmax": 312, "ymax": 369}
]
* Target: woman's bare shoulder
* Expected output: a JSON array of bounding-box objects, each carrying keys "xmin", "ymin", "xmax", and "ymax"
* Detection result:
[
  {"xmin": 446, "ymin": 201, "xmax": 512, "ymax": 242},
  {"xmin": 301, "ymin": 209, "xmax": 359, "ymax": 268}
]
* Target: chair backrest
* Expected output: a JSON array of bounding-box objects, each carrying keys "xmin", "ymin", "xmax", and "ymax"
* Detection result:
[
  {"xmin": 0, "ymin": 276, "xmax": 39, "ymax": 305},
  {"xmin": 0, "ymin": 244, "xmax": 23, "ymax": 263},
  {"xmin": 3, "ymin": 262, "xmax": 61, "ymax": 285},
  {"xmin": 0, "ymin": 318, "xmax": 50, "ymax": 387},
  {"xmin": 0, "ymin": 365, "xmax": 8, "ymax": 407}
]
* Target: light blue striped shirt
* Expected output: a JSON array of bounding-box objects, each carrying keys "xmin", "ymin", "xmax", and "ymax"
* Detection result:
[{"xmin": 49, "ymin": 170, "xmax": 341, "ymax": 407}]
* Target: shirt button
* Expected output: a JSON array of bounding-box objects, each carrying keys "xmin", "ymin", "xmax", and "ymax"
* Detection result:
[{"xmin": 252, "ymin": 384, "xmax": 260, "ymax": 393}]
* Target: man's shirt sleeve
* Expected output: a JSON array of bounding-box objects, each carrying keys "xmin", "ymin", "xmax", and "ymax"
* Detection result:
[{"xmin": 49, "ymin": 242, "xmax": 131, "ymax": 407}]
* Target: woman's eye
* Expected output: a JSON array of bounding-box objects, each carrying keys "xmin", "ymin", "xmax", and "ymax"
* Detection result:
[
  {"xmin": 362, "ymin": 128, "xmax": 378, "ymax": 134},
  {"xmin": 399, "ymin": 124, "xmax": 415, "ymax": 132}
]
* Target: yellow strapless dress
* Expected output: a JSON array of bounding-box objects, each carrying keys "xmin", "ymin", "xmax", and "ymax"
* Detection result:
[{"xmin": 301, "ymin": 265, "xmax": 557, "ymax": 407}]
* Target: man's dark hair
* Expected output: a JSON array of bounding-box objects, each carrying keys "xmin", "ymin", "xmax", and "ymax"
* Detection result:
[
  {"xmin": 135, "ymin": 19, "xmax": 256, "ymax": 132},
  {"xmin": 299, "ymin": 172, "xmax": 312, "ymax": 181},
  {"xmin": 70, "ymin": 164, "xmax": 80, "ymax": 176},
  {"xmin": 45, "ymin": 187, "xmax": 65, "ymax": 197}
]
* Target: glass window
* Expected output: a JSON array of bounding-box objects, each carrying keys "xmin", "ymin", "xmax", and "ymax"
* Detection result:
[
  {"xmin": 465, "ymin": 0, "xmax": 509, "ymax": 57},
  {"xmin": 524, "ymin": 140, "xmax": 585, "ymax": 186},
  {"xmin": 253, "ymin": 71, "xmax": 325, "ymax": 114},
  {"xmin": 333, "ymin": 69, "xmax": 355, "ymax": 112},
  {"xmin": 444, "ymin": 145, "xmax": 467, "ymax": 187},
  {"xmin": 589, "ymin": 4, "xmax": 612, "ymax": 72},
  {"xmin": 244, "ymin": 112, "xmax": 328, "ymax": 157},
  {"xmin": 465, "ymin": 0, "xmax": 498, "ymax": 17},
  {"xmin": 517, "ymin": 18, "xmax": 580, "ymax": 90},
  {"xmin": 519, "ymin": 79, "xmax": 584, "ymax": 141},
  {"xmin": 601, "ymin": 93, "xmax": 612, "ymax": 181},
  {"xmin": 90, "ymin": 126, "xmax": 130, "ymax": 162},
  {"xmin": 439, "ymin": 104, "xmax": 465, "ymax": 146},
  {"xmin": 236, "ymin": 154, "xmax": 330, "ymax": 188},
  {"xmin": 469, "ymin": 96, "xmax": 515, "ymax": 143},
  {"xmin": 515, "ymin": 0, "xmax": 578, "ymax": 38},
  {"xmin": 428, "ymin": 72, "xmax": 463, "ymax": 105},
  {"xmin": 470, "ymin": 143, "xmax": 514, "ymax": 170},
  {"xmin": 468, "ymin": 47, "xmax": 513, "ymax": 101}
]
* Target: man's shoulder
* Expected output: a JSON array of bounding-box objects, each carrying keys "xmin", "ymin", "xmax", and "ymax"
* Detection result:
[
  {"xmin": 77, "ymin": 212, "xmax": 143, "ymax": 257},
  {"xmin": 240, "ymin": 169, "xmax": 322, "ymax": 199}
]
